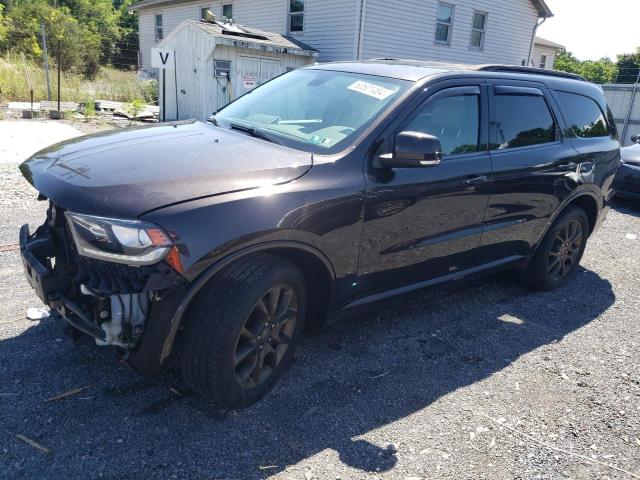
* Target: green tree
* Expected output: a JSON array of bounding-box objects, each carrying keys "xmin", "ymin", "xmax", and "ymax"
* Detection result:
[
  {"xmin": 616, "ymin": 48, "xmax": 640, "ymax": 83},
  {"xmin": 1, "ymin": 0, "xmax": 137, "ymax": 76},
  {"xmin": 0, "ymin": 4, "xmax": 8, "ymax": 51},
  {"xmin": 3, "ymin": 0, "xmax": 103, "ymax": 77},
  {"xmin": 554, "ymin": 50, "xmax": 617, "ymax": 83},
  {"xmin": 581, "ymin": 58, "xmax": 617, "ymax": 84},
  {"xmin": 554, "ymin": 50, "xmax": 582, "ymax": 75},
  {"xmin": 112, "ymin": 0, "xmax": 139, "ymax": 70},
  {"xmin": 58, "ymin": 0, "xmax": 121, "ymax": 64}
]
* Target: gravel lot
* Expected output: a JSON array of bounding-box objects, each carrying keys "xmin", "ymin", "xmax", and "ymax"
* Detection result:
[{"xmin": 1, "ymin": 119, "xmax": 639, "ymax": 480}]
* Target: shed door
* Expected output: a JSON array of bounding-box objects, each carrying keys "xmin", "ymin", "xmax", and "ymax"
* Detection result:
[
  {"xmin": 236, "ymin": 56, "xmax": 282, "ymax": 97},
  {"xmin": 259, "ymin": 59, "xmax": 282, "ymax": 85}
]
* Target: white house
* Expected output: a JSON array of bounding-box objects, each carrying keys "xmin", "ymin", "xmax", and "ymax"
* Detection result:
[
  {"xmin": 130, "ymin": 0, "xmax": 553, "ymax": 73},
  {"xmin": 532, "ymin": 36, "xmax": 565, "ymax": 70}
]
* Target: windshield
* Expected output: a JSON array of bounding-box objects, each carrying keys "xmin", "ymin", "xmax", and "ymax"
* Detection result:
[{"xmin": 213, "ymin": 69, "xmax": 411, "ymax": 153}]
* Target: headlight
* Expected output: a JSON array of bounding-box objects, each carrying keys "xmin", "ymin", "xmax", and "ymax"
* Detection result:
[{"xmin": 65, "ymin": 212, "xmax": 173, "ymax": 266}]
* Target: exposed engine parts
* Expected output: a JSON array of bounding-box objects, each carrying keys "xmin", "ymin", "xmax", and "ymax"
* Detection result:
[{"xmin": 81, "ymin": 285, "xmax": 151, "ymax": 348}]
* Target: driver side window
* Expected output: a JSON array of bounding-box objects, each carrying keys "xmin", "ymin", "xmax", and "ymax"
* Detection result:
[{"xmin": 405, "ymin": 93, "xmax": 480, "ymax": 156}]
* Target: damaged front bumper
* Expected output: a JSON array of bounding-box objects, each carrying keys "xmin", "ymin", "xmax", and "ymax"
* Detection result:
[{"xmin": 19, "ymin": 210, "xmax": 188, "ymax": 375}]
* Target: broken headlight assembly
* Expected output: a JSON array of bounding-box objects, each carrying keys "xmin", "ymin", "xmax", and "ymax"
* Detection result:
[{"xmin": 65, "ymin": 212, "xmax": 173, "ymax": 266}]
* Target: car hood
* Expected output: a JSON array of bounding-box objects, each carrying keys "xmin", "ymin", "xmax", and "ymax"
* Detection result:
[{"xmin": 19, "ymin": 121, "xmax": 312, "ymax": 218}]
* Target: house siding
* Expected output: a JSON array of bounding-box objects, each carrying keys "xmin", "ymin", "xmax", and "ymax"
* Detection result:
[
  {"xmin": 286, "ymin": 0, "xmax": 358, "ymax": 62},
  {"xmin": 532, "ymin": 43, "xmax": 559, "ymax": 69},
  {"xmin": 136, "ymin": 0, "xmax": 542, "ymax": 72},
  {"xmin": 360, "ymin": 0, "xmax": 539, "ymax": 66},
  {"xmin": 139, "ymin": 0, "xmax": 215, "ymax": 71},
  {"xmin": 138, "ymin": 0, "xmax": 356, "ymax": 71}
]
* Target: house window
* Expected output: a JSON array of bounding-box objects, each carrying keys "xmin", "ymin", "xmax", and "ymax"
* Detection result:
[
  {"xmin": 155, "ymin": 14, "xmax": 163, "ymax": 41},
  {"xmin": 222, "ymin": 3, "xmax": 233, "ymax": 19},
  {"xmin": 288, "ymin": 0, "xmax": 304, "ymax": 33},
  {"xmin": 539, "ymin": 54, "xmax": 547, "ymax": 69},
  {"xmin": 435, "ymin": 3, "xmax": 454, "ymax": 45},
  {"xmin": 201, "ymin": 7, "xmax": 210, "ymax": 21},
  {"xmin": 470, "ymin": 11, "xmax": 487, "ymax": 49}
]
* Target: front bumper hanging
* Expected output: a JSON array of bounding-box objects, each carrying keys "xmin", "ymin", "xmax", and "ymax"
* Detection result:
[
  {"xmin": 20, "ymin": 220, "xmax": 189, "ymax": 376},
  {"xmin": 20, "ymin": 224, "xmax": 105, "ymax": 339}
]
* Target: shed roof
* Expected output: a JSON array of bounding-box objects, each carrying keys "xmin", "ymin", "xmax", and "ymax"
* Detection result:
[
  {"xmin": 534, "ymin": 36, "xmax": 566, "ymax": 50},
  {"xmin": 130, "ymin": 0, "xmax": 554, "ymax": 18},
  {"xmin": 160, "ymin": 20, "xmax": 318, "ymax": 57}
]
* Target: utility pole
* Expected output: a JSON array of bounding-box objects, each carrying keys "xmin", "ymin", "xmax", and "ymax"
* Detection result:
[
  {"xmin": 621, "ymin": 69, "xmax": 640, "ymax": 145},
  {"xmin": 41, "ymin": 22, "xmax": 52, "ymax": 101},
  {"xmin": 57, "ymin": 40, "xmax": 61, "ymax": 112}
]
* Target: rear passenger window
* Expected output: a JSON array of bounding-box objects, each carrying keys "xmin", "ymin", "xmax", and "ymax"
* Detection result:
[
  {"xmin": 555, "ymin": 91, "xmax": 610, "ymax": 138},
  {"xmin": 492, "ymin": 94, "xmax": 556, "ymax": 150}
]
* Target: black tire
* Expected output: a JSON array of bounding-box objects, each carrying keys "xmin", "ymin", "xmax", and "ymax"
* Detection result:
[
  {"xmin": 180, "ymin": 253, "xmax": 306, "ymax": 408},
  {"xmin": 518, "ymin": 205, "xmax": 589, "ymax": 291}
]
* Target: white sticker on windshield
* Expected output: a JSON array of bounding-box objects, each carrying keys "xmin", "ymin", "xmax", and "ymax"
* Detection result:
[{"xmin": 347, "ymin": 80, "xmax": 396, "ymax": 100}]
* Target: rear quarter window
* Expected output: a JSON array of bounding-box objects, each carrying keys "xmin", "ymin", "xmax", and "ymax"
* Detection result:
[{"xmin": 555, "ymin": 91, "xmax": 611, "ymax": 139}]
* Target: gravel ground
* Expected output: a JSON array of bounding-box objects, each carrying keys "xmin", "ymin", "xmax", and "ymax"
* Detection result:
[{"xmin": 1, "ymin": 119, "xmax": 639, "ymax": 480}]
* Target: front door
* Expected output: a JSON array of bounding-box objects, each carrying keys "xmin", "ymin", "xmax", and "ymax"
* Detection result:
[{"xmin": 357, "ymin": 82, "xmax": 492, "ymax": 297}]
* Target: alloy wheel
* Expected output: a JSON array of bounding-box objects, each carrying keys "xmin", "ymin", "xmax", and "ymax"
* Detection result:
[
  {"xmin": 547, "ymin": 219, "xmax": 583, "ymax": 282},
  {"xmin": 233, "ymin": 285, "xmax": 298, "ymax": 389}
]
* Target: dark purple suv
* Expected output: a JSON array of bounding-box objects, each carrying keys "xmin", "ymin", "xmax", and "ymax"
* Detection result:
[{"xmin": 19, "ymin": 61, "xmax": 620, "ymax": 408}]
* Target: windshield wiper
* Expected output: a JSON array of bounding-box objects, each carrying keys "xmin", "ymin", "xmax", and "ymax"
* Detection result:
[{"xmin": 229, "ymin": 123, "xmax": 283, "ymax": 145}]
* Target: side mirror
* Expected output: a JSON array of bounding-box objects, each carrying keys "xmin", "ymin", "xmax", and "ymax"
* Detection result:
[
  {"xmin": 631, "ymin": 134, "xmax": 640, "ymax": 144},
  {"xmin": 379, "ymin": 131, "xmax": 443, "ymax": 168}
]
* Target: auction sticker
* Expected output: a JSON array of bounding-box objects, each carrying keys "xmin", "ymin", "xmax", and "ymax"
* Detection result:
[{"xmin": 348, "ymin": 80, "xmax": 395, "ymax": 100}]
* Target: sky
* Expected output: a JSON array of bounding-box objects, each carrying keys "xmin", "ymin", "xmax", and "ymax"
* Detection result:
[{"xmin": 537, "ymin": 0, "xmax": 640, "ymax": 61}]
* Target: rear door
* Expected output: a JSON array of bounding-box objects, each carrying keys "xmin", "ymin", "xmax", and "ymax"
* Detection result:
[{"xmin": 479, "ymin": 80, "xmax": 581, "ymax": 261}]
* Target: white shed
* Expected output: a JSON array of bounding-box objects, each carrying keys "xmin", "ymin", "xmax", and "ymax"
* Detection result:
[{"xmin": 155, "ymin": 18, "xmax": 318, "ymax": 121}]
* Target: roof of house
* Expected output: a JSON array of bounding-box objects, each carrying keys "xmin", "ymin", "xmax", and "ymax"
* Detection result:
[
  {"xmin": 160, "ymin": 19, "xmax": 318, "ymax": 57},
  {"xmin": 532, "ymin": 0, "xmax": 553, "ymax": 18},
  {"xmin": 534, "ymin": 36, "xmax": 566, "ymax": 50},
  {"xmin": 130, "ymin": 0, "xmax": 554, "ymax": 17}
]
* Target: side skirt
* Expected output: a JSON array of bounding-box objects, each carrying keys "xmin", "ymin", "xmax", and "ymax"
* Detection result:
[{"xmin": 339, "ymin": 255, "xmax": 526, "ymax": 312}]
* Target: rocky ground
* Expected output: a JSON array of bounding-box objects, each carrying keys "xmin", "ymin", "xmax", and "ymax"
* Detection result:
[{"xmin": 0, "ymin": 119, "xmax": 639, "ymax": 479}]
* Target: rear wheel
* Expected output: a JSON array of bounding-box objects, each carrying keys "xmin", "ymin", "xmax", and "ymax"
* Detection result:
[
  {"xmin": 519, "ymin": 205, "xmax": 589, "ymax": 290},
  {"xmin": 180, "ymin": 254, "xmax": 306, "ymax": 408}
]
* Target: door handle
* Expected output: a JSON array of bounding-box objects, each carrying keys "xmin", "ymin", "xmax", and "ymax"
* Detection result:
[{"xmin": 463, "ymin": 175, "xmax": 488, "ymax": 186}]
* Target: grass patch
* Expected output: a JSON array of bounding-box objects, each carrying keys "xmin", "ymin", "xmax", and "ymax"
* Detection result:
[{"xmin": 0, "ymin": 53, "xmax": 158, "ymax": 104}]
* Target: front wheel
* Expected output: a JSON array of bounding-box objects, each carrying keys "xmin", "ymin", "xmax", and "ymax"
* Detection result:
[
  {"xmin": 518, "ymin": 205, "xmax": 589, "ymax": 291},
  {"xmin": 180, "ymin": 254, "xmax": 306, "ymax": 408}
]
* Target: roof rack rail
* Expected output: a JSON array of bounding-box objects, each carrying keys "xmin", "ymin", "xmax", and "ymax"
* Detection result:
[{"xmin": 475, "ymin": 65, "xmax": 587, "ymax": 82}]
